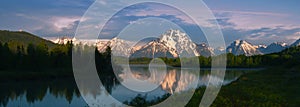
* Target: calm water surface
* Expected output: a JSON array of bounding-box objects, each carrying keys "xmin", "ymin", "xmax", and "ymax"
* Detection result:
[{"xmin": 0, "ymin": 66, "xmax": 256, "ymax": 107}]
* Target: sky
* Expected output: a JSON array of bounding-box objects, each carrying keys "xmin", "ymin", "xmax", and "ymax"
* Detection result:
[{"xmin": 0, "ymin": 0, "xmax": 300, "ymax": 46}]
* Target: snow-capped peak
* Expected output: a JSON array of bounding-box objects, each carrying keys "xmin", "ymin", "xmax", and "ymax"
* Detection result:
[
  {"xmin": 259, "ymin": 42, "xmax": 288, "ymax": 54},
  {"xmin": 129, "ymin": 29, "xmax": 213, "ymax": 58},
  {"xmin": 159, "ymin": 29, "xmax": 199, "ymax": 57},
  {"xmin": 272, "ymin": 42, "xmax": 288, "ymax": 47},
  {"xmin": 97, "ymin": 37, "xmax": 132, "ymax": 57},
  {"xmin": 227, "ymin": 40, "xmax": 262, "ymax": 56},
  {"xmin": 233, "ymin": 39, "xmax": 242, "ymax": 46},
  {"xmin": 214, "ymin": 46, "xmax": 226, "ymax": 55},
  {"xmin": 51, "ymin": 37, "xmax": 76, "ymax": 44},
  {"xmin": 257, "ymin": 44, "xmax": 267, "ymax": 49},
  {"xmin": 196, "ymin": 43, "xmax": 215, "ymax": 57}
]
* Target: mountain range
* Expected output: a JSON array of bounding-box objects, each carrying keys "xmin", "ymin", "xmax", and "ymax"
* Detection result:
[
  {"xmin": 51, "ymin": 29, "xmax": 300, "ymax": 57},
  {"xmin": 95, "ymin": 30, "xmax": 214, "ymax": 58}
]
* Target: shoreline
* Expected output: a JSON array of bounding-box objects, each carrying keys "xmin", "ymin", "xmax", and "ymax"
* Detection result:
[{"xmin": 124, "ymin": 64, "xmax": 265, "ymax": 70}]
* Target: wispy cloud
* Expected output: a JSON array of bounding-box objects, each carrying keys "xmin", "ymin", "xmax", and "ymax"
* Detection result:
[
  {"xmin": 218, "ymin": 18, "xmax": 300, "ymax": 45},
  {"xmin": 213, "ymin": 10, "xmax": 293, "ymax": 30},
  {"xmin": 209, "ymin": 9, "xmax": 300, "ymax": 45},
  {"xmin": 51, "ymin": 16, "xmax": 81, "ymax": 32},
  {"xmin": 213, "ymin": 10, "xmax": 288, "ymax": 17}
]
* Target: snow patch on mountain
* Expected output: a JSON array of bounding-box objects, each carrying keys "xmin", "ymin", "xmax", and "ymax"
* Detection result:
[
  {"xmin": 47, "ymin": 34, "xmax": 295, "ymax": 57},
  {"xmin": 49, "ymin": 37, "xmax": 99, "ymax": 46},
  {"xmin": 159, "ymin": 30, "xmax": 200, "ymax": 57},
  {"xmin": 259, "ymin": 42, "xmax": 288, "ymax": 54},
  {"xmin": 227, "ymin": 40, "xmax": 262, "ymax": 56},
  {"xmin": 130, "ymin": 30, "xmax": 203, "ymax": 58},
  {"xmin": 130, "ymin": 39, "xmax": 177, "ymax": 58},
  {"xmin": 214, "ymin": 47, "xmax": 226, "ymax": 55},
  {"xmin": 50, "ymin": 37, "xmax": 76, "ymax": 44},
  {"xmin": 196, "ymin": 43, "xmax": 215, "ymax": 57},
  {"xmin": 97, "ymin": 37, "xmax": 132, "ymax": 57}
]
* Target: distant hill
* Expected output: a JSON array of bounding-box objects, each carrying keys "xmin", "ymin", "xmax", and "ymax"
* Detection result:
[{"xmin": 0, "ymin": 30, "xmax": 56, "ymax": 51}]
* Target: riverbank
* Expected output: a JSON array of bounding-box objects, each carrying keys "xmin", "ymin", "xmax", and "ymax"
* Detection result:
[{"xmin": 188, "ymin": 66, "xmax": 300, "ymax": 106}]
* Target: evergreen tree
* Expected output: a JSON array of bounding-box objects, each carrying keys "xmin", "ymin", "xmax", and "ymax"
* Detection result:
[
  {"xmin": 16, "ymin": 45, "xmax": 23, "ymax": 68},
  {"xmin": 26, "ymin": 43, "xmax": 36, "ymax": 69},
  {"xmin": 36, "ymin": 42, "xmax": 49, "ymax": 69},
  {"xmin": 2, "ymin": 43, "xmax": 13, "ymax": 69},
  {"xmin": 0, "ymin": 41, "xmax": 3, "ymax": 69}
]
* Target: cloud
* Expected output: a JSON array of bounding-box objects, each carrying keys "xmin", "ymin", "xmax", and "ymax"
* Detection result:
[
  {"xmin": 1, "ymin": 0, "xmax": 300, "ymax": 46},
  {"xmin": 51, "ymin": 16, "xmax": 81, "ymax": 32},
  {"xmin": 120, "ymin": 3, "xmax": 197, "ymax": 25},
  {"xmin": 11, "ymin": 14, "xmax": 82, "ymax": 37},
  {"xmin": 77, "ymin": 2, "xmax": 300, "ymax": 45},
  {"xmin": 0, "ymin": 0, "xmax": 94, "ymax": 37},
  {"xmin": 210, "ymin": 10, "xmax": 300, "ymax": 45},
  {"xmin": 35, "ymin": 16, "xmax": 81, "ymax": 37},
  {"xmin": 213, "ymin": 10, "xmax": 295, "ymax": 30},
  {"xmin": 96, "ymin": 3, "xmax": 202, "ymax": 39},
  {"xmin": 213, "ymin": 10, "xmax": 288, "ymax": 17},
  {"xmin": 218, "ymin": 19, "xmax": 300, "ymax": 45}
]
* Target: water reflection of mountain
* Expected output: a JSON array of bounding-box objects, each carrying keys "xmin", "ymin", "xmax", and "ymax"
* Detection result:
[
  {"xmin": 115, "ymin": 65, "xmax": 246, "ymax": 106},
  {"xmin": 0, "ymin": 66, "xmax": 247, "ymax": 107},
  {"xmin": 120, "ymin": 65, "xmax": 244, "ymax": 94}
]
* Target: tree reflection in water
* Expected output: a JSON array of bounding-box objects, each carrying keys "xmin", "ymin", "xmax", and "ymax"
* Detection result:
[{"xmin": 0, "ymin": 78, "xmax": 81, "ymax": 107}]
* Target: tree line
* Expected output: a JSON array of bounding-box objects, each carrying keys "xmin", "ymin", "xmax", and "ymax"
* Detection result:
[
  {"xmin": 129, "ymin": 46, "xmax": 300, "ymax": 68},
  {"xmin": 0, "ymin": 41, "xmax": 72, "ymax": 71},
  {"xmin": 1, "ymin": 39, "xmax": 299, "ymax": 71}
]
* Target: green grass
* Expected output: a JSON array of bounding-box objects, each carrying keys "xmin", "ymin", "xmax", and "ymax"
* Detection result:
[{"xmin": 186, "ymin": 66, "xmax": 300, "ymax": 107}]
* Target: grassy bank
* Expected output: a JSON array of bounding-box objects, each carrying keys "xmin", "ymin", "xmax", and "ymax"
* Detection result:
[{"xmin": 187, "ymin": 66, "xmax": 300, "ymax": 106}]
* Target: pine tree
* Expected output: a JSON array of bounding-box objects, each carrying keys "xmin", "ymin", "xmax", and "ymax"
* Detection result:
[
  {"xmin": 27, "ymin": 43, "xmax": 36, "ymax": 69},
  {"xmin": 0, "ymin": 41, "xmax": 3, "ymax": 69}
]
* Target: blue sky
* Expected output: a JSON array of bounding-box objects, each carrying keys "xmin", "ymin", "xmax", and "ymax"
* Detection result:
[{"xmin": 0, "ymin": 0, "xmax": 299, "ymax": 45}]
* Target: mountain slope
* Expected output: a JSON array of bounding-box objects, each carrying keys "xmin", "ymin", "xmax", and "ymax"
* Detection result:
[
  {"xmin": 159, "ymin": 30, "xmax": 199, "ymax": 57},
  {"xmin": 227, "ymin": 40, "xmax": 262, "ymax": 56},
  {"xmin": 97, "ymin": 37, "xmax": 132, "ymax": 57},
  {"xmin": 130, "ymin": 39, "xmax": 176, "ymax": 58},
  {"xmin": 95, "ymin": 30, "xmax": 296, "ymax": 57},
  {"xmin": 259, "ymin": 42, "xmax": 288, "ymax": 54},
  {"xmin": 214, "ymin": 47, "xmax": 226, "ymax": 55},
  {"xmin": 291, "ymin": 38, "xmax": 300, "ymax": 47},
  {"xmin": 130, "ymin": 30, "xmax": 202, "ymax": 58},
  {"xmin": 196, "ymin": 43, "xmax": 215, "ymax": 57},
  {"xmin": 0, "ymin": 30, "xmax": 55, "ymax": 46}
]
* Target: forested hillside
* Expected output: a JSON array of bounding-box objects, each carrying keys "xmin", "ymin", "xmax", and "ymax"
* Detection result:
[{"xmin": 0, "ymin": 30, "xmax": 56, "ymax": 52}]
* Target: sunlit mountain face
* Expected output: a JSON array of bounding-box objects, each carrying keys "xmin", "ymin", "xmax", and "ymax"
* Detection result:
[
  {"xmin": 97, "ymin": 29, "xmax": 209, "ymax": 58},
  {"xmin": 50, "ymin": 29, "xmax": 300, "ymax": 57}
]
